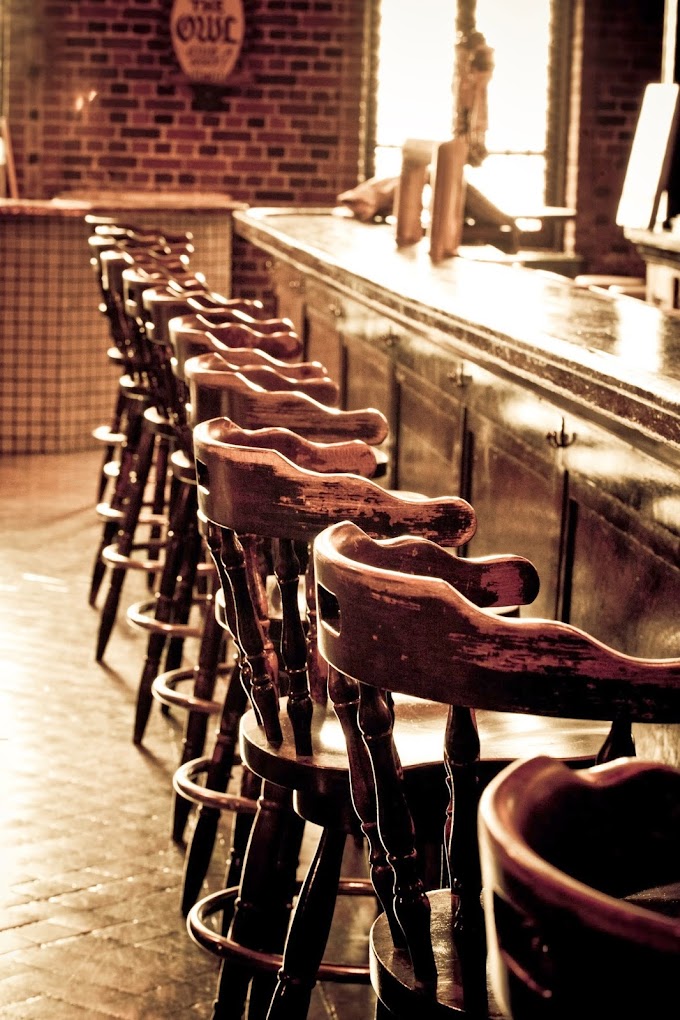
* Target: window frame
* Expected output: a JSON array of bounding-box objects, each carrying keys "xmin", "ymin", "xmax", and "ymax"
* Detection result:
[{"xmin": 363, "ymin": 0, "xmax": 575, "ymax": 251}]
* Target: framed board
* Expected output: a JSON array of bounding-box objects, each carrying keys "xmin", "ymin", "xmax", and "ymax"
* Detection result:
[
  {"xmin": 0, "ymin": 117, "xmax": 17, "ymax": 199},
  {"xmin": 616, "ymin": 82, "xmax": 680, "ymax": 230}
]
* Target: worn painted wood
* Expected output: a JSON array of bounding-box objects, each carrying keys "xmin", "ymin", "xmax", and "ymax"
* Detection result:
[
  {"xmin": 312, "ymin": 519, "xmax": 680, "ymax": 1016},
  {"xmin": 191, "ymin": 413, "xmax": 480, "ymax": 1018},
  {"xmin": 184, "ymin": 354, "xmax": 339, "ymax": 408},
  {"xmin": 169, "ymin": 315, "xmax": 326, "ymax": 382},
  {"xmin": 188, "ymin": 367, "xmax": 389, "ymax": 447},
  {"xmin": 193, "ymin": 418, "xmax": 475, "ymax": 544},
  {"xmin": 315, "ymin": 521, "xmax": 680, "ymax": 723},
  {"xmin": 479, "ymin": 755, "xmax": 680, "ymax": 1018}
]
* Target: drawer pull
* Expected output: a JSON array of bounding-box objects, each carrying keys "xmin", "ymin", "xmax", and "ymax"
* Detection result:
[
  {"xmin": 379, "ymin": 332, "xmax": 399, "ymax": 347},
  {"xmin": 447, "ymin": 366, "xmax": 471, "ymax": 387},
  {"xmin": 546, "ymin": 418, "xmax": 576, "ymax": 448}
]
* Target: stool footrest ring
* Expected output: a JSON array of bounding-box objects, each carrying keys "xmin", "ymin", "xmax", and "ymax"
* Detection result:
[
  {"xmin": 126, "ymin": 598, "xmax": 204, "ymax": 638},
  {"xmin": 102, "ymin": 541, "xmax": 167, "ymax": 572},
  {"xmin": 92, "ymin": 424, "xmax": 126, "ymax": 445},
  {"xmin": 152, "ymin": 665, "xmax": 227, "ymax": 714},
  {"xmin": 187, "ymin": 886, "xmax": 372, "ymax": 983},
  {"xmin": 173, "ymin": 757, "xmax": 258, "ymax": 813}
]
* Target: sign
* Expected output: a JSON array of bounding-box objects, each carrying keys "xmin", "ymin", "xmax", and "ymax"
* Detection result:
[{"xmin": 170, "ymin": 0, "xmax": 245, "ymax": 85}]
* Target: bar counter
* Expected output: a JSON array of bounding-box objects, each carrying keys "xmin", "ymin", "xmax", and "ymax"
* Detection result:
[
  {"xmin": 234, "ymin": 206, "xmax": 680, "ymax": 457},
  {"xmin": 234, "ymin": 206, "xmax": 680, "ymax": 764}
]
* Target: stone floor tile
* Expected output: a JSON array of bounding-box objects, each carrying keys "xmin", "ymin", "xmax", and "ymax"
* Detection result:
[{"xmin": 0, "ymin": 450, "xmax": 379, "ymax": 1019}]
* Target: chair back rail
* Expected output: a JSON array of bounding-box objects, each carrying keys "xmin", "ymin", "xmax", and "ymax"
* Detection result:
[
  {"xmin": 193, "ymin": 418, "xmax": 476, "ymax": 753},
  {"xmin": 478, "ymin": 755, "xmax": 680, "ymax": 1018},
  {"xmin": 311, "ymin": 519, "xmax": 680, "ymax": 1013}
]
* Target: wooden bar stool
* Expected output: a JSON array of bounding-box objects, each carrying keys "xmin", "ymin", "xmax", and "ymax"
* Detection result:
[
  {"xmin": 478, "ymin": 755, "xmax": 680, "ymax": 1020},
  {"xmin": 145, "ymin": 362, "xmax": 352, "ymax": 851},
  {"xmin": 184, "ymin": 417, "xmax": 477, "ymax": 1020},
  {"xmin": 131, "ymin": 359, "xmax": 339, "ymax": 750},
  {"xmin": 170, "ymin": 374, "xmax": 389, "ymax": 866},
  {"xmin": 92, "ymin": 268, "xmax": 295, "ymax": 662},
  {"xmin": 88, "ymin": 248, "xmax": 170, "ymax": 610},
  {"xmin": 312, "ymin": 519, "xmax": 680, "ymax": 1018},
  {"xmin": 168, "ymin": 314, "xmax": 327, "ymax": 387},
  {"xmin": 91, "ymin": 254, "xmax": 196, "ymax": 658}
]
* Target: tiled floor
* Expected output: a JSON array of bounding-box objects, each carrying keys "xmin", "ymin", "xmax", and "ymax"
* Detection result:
[{"xmin": 0, "ymin": 449, "xmax": 377, "ymax": 1018}]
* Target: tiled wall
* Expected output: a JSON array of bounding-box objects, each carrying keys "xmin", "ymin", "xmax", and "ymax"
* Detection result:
[
  {"xmin": 0, "ymin": 203, "xmax": 235, "ymax": 454},
  {"xmin": 0, "ymin": 211, "xmax": 114, "ymax": 454}
]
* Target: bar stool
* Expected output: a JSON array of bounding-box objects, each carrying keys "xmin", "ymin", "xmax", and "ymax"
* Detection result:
[
  {"xmin": 91, "ymin": 270, "xmax": 297, "ymax": 662},
  {"xmin": 312, "ymin": 519, "xmax": 677, "ymax": 1018},
  {"xmin": 143, "ymin": 361, "xmax": 356, "ymax": 851},
  {"xmin": 131, "ymin": 359, "xmax": 340, "ymax": 750},
  {"xmin": 183, "ymin": 417, "xmax": 477, "ymax": 1020},
  {"xmin": 126, "ymin": 303, "xmax": 319, "ymax": 723},
  {"xmin": 88, "ymin": 247, "xmax": 174, "ymax": 609},
  {"xmin": 86, "ymin": 221, "xmax": 196, "ymax": 501},
  {"xmin": 478, "ymin": 755, "xmax": 680, "ymax": 1020},
  {"xmin": 170, "ymin": 370, "xmax": 389, "ymax": 865},
  {"xmin": 88, "ymin": 238, "xmax": 196, "ymax": 501},
  {"xmin": 136, "ymin": 339, "xmax": 338, "ymax": 825},
  {"xmin": 168, "ymin": 315, "xmax": 328, "ymax": 387}
]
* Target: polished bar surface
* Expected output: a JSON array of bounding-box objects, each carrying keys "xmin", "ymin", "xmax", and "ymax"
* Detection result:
[{"xmin": 234, "ymin": 207, "xmax": 680, "ymax": 457}]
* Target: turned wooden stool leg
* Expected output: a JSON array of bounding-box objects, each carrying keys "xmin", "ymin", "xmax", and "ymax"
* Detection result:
[
  {"xmin": 169, "ymin": 603, "xmax": 230, "ymax": 843},
  {"xmin": 210, "ymin": 780, "xmax": 306, "ymax": 1020},
  {"xmin": 161, "ymin": 516, "xmax": 203, "ymax": 674},
  {"xmin": 180, "ymin": 663, "xmax": 251, "ymax": 914},
  {"xmin": 133, "ymin": 478, "xmax": 200, "ymax": 743},
  {"xmin": 267, "ymin": 827, "xmax": 348, "ymax": 1019},
  {"xmin": 90, "ymin": 389, "xmax": 147, "ymax": 607},
  {"xmin": 96, "ymin": 412, "xmax": 162, "ymax": 661}
]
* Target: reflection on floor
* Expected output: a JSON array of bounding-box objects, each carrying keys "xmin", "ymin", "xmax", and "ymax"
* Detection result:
[{"xmin": 0, "ymin": 449, "xmax": 377, "ymax": 1018}]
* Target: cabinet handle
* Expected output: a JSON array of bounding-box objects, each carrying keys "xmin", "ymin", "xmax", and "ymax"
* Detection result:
[
  {"xmin": 379, "ymin": 332, "xmax": 399, "ymax": 347},
  {"xmin": 328, "ymin": 302, "xmax": 343, "ymax": 318},
  {"xmin": 289, "ymin": 279, "xmax": 302, "ymax": 291},
  {"xmin": 264, "ymin": 258, "xmax": 273, "ymax": 270},
  {"xmin": 447, "ymin": 366, "xmax": 471, "ymax": 387},
  {"xmin": 546, "ymin": 418, "xmax": 576, "ymax": 448}
]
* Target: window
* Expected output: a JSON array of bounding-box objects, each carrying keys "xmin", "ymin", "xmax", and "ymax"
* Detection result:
[{"xmin": 374, "ymin": 0, "xmax": 565, "ymax": 227}]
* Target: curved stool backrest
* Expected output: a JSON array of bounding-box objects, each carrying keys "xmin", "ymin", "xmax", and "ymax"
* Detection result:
[
  {"xmin": 478, "ymin": 754, "xmax": 680, "ymax": 1019},
  {"xmin": 193, "ymin": 417, "xmax": 476, "ymax": 753},
  {"xmin": 187, "ymin": 357, "xmax": 383, "ymax": 441},
  {"xmin": 184, "ymin": 352, "xmax": 339, "ymax": 415},
  {"xmin": 312, "ymin": 519, "xmax": 680, "ymax": 1011},
  {"xmin": 170, "ymin": 321, "xmax": 326, "ymax": 383}
]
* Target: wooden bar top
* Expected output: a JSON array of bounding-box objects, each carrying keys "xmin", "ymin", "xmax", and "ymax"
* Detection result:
[{"xmin": 234, "ymin": 207, "xmax": 680, "ymax": 460}]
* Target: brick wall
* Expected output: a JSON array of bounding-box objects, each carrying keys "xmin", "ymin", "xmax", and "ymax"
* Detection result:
[
  {"xmin": 573, "ymin": 0, "xmax": 664, "ymax": 275},
  {"xmin": 5, "ymin": 0, "xmax": 367, "ymax": 299}
]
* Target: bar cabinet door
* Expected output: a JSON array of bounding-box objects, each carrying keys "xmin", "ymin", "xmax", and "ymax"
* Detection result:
[
  {"xmin": 463, "ymin": 365, "xmax": 567, "ymax": 621},
  {"xmin": 304, "ymin": 279, "xmax": 345, "ymax": 391},
  {"xmin": 394, "ymin": 363, "xmax": 466, "ymax": 497},
  {"xmin": 562, "ymin": 416, "xmax": 680, "ymax": 658},
  {"xmin": 269, "ymin": 258, "xmax": 306, "ymax": 336}
]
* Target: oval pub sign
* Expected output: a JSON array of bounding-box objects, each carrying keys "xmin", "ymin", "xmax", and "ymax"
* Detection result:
[{"xmin": 171, "ymin": 0, "xmax": 245, "ymax": 85}]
